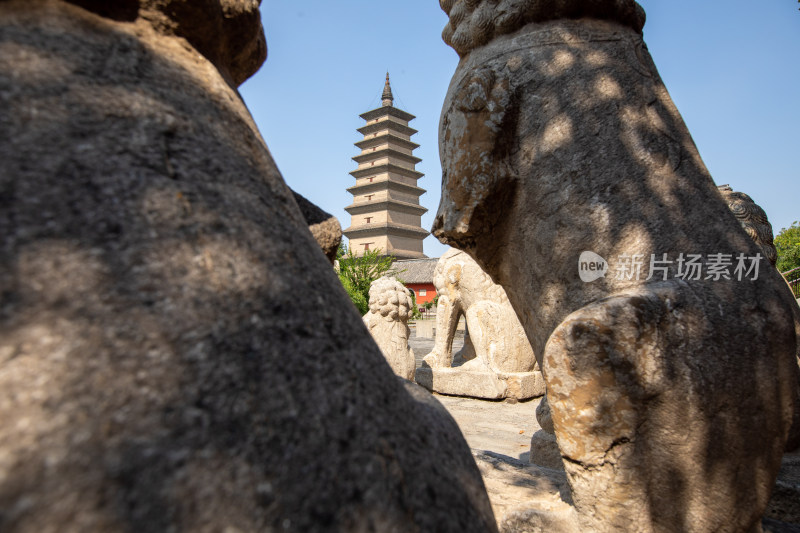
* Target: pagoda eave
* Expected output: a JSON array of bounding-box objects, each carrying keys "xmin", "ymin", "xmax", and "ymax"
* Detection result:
[
  {"xmin": 388, "ymin": 250, "xmax": 428, "ymax": 260},
  {"xmin": 349, "ymin": 163, "xmax": 423, "ymax": 180},
  {"xmin": 355, "ymin": 135, "xmax": 419, "ymax": 152},
  {"xmin": 359, "ymin": 106, "xmax": 416, "ymax": 123},
  {"xmin": 352, "ymin": 149, "xmax": 422, "ymax": 166},
  {"xmin": 343, "ymin": 223, "xmax": 430, "ymax": 239},
  {"xmin": 345, "ymin": 200, "xmax": 428, "ymax": 216},
  {"xmin": 357, "ymin": 122, "xmax": 417, "ymax": 137},
  {"xmin": 347, "ymin": 180, "xmax": 426, "ymax": 196}
]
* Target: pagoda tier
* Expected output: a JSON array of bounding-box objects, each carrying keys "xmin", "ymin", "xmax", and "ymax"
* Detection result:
[
  {"xmin": 352, "ymin": 148, "xmax": 422, "ymax": 167},
  {"xmin": 349, "ymin": 164, "xmax": 424, "ymax": 181},
  {"xmin": 360, "ymin": 106, "xmax": 416, "ymax": 123},
  {"xmin": 356, "ymin": 121, "xmax": 418, "ymax": 139},
  {"xmin": 345, "ymin": 199, "xmax": 427, "ymax": 216},
  {"xmin": 343, "ymin": 73, "xmax": 428, "ymax": 260},
  {"xmin": 355, "ymin": 134, "xmax": 419, "ymax": 152}
]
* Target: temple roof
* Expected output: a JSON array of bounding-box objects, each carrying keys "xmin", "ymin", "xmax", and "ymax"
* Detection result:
[{"xmin": 390, "ymin": 257, "xmax": 439, "ymax": 284}]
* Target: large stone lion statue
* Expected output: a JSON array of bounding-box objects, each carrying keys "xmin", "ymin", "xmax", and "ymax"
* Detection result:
[{"xmin": 433, "ymin": 0, "xmax": 799, "ymax": 531}]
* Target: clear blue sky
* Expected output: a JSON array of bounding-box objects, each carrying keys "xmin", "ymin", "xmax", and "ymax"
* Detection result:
[{"xmin": 240, "ymin": 1, "xmax": 799, "ymax": 259}]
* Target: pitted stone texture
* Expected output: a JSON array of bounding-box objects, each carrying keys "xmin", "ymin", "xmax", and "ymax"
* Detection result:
[
  {"xmin": 419, "ymin": 249, "xmax": 543, "ymax": 400},
  {"xmin": 363, "ymin": 276, "xmax": 416, "ymax": 381},
  {"xmin": 434, "ymin": 9, "xmax": 798, "ymax": 533},
  {"xmin": 0, "ymin": 3, "xmax": 497, "ymax": 532},
  {"xmin": 67, "ymin": 0, "xmax": 267, "ymax": 85}
]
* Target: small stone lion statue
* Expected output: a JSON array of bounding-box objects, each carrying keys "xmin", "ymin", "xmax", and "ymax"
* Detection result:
[{"xmin": 363, "ymin": 276, "xmax": 416, "ymax": 380}]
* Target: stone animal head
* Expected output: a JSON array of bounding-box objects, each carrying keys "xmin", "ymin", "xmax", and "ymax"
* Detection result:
[
  {"xmin": 434, "ymin": 249, "xmax": 506, "ymax": 304},
  {"xmin": 66, "ymin": 0, "xmax": 266, "ymax": 85},
  {"xmin": 433, "ymin": 0, "xmax": 649, "ymax": 265},
  {"xmin": 434, "ymin": 64, "xmax": 516, "ymax": 252},
  {"xmin": 717, "ymin": 185, "xmax": 777, "ymax": 266},
  {"xmin": 368, "ymin": 277, "xmax": 413, "ymax": 322}
]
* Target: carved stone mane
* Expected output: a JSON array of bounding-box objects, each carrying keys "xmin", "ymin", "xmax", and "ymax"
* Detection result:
[
  {"xmin": 368, "ymin": 276, "xmax": 413, "ymax": 320},
  {"xmin": 440, "ymin": 0, "xmax": 645, "ymax": 57},
  {"xmin": 718, "ymin": 185, "xmax": 778, "ymax": 266}
]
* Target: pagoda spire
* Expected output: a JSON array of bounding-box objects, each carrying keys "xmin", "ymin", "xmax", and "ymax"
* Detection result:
[{"xmin": 381, "ymin": 72, "xmax": 394, "ymax": 107}]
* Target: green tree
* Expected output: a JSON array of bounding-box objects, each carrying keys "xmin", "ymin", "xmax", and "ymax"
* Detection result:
[
  {"xmin": 775, "ymin": 221, "xmax": 800, "ymax": 273},
  {"xmin": 405, "ymin": 285, "xmax": 422, "ymax": 320},
  {"xmin": 335, "ymin": 243, "xmax": 396, "ymax": 315}
]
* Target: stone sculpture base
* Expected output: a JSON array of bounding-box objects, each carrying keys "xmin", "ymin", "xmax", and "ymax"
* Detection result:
[{"xmin": 415, "ymin": 367, "xmax": 545, "ymax": 400}]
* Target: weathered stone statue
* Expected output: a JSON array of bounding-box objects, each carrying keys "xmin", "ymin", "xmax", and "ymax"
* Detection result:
[
  {"xmin": 533, "ymin": 186, "xmax": 800, "ymax": 468},
  {"xmin": 363, "ymin": 276, "xmax": 416, "ymax": 381},
  {"xmin": 417, "ymin": 249, "xmax": 544, "ymax": 399},
  {"xmin": 716, "ymin": 185, "xmax": 800, "ymax": 452},
  {"xmin": 433, "ymin": 0, "xmax": 799, "ymax": 531},
  {"xmin": 0, "ymin": 1, "xmax": 497, "ymax": 531}
]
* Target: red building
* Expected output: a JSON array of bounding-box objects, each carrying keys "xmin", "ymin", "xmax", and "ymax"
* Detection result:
[{"xmin": 391, "ymin": 257, "xmax": 438, "ymax": 305}]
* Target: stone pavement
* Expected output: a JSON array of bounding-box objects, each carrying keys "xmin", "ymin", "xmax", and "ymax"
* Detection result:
[
  {"xmin": 410, "ymin": 330, "xmax": 540, "ymax": 459},
  {"xmin": 409, "ymin": 330, "xmax": 573, "ymax": 528}
]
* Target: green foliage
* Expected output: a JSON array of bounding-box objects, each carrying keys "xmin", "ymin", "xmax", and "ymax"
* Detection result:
[
  {"xmin": 338, "ymin": 273, "xmax": 369, "ymax": 315},
  {"xmin": 407, "ymin": 288, "xmax": 422, "ymax": 320},
  {"xmin": 775, "ymin": 221, "xmax": 800, "ymax": 273},
  {"xmin": 335, "ymin": 242, "xmax": 396, "ymax": 315}
]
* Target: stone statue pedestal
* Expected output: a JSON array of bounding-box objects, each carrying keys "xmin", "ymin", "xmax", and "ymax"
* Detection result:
[{"xmin": 415, "ymin": 366, "xmax": 545, "ymax": 400}]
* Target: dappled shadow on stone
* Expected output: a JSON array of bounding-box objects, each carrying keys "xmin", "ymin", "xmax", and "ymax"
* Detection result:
[
  {"xmin": 433, "ymin": 3, "xmax": 799, "ymax": 531},
  {"xmin": 0, "ymin": 3, "xmax": 498, "ymax": 532}
]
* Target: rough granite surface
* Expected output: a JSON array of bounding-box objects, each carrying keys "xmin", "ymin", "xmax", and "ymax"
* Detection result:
[
  {"xmin": 433, "ymin": 2, "xmax": 799, "ymax": 532},
  {"xmin": 0, "ymin": 2, "xmax": 497, "ymax": 531}
]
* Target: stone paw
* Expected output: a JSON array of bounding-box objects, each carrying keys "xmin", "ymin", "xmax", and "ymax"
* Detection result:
[
  {"xmin": 422, "ymin": 353, "xmax": 441, "ymax": 368},
  {"xmin": 460, "ymin": 357, "xmax": 491, "ymax": 372}
]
